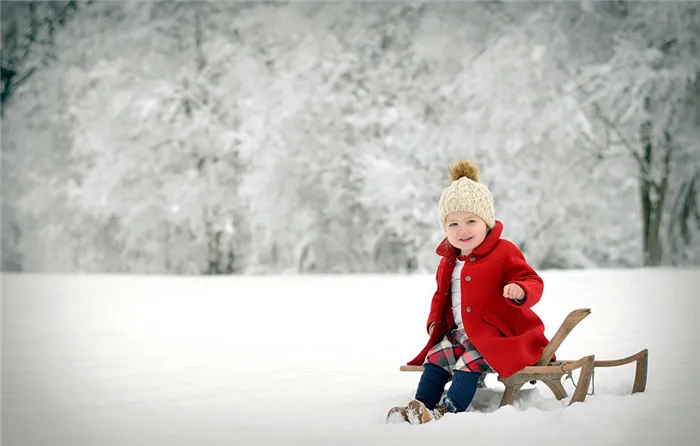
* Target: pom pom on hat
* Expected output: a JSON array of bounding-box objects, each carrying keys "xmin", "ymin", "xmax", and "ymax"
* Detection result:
[
  {"xmin": 438, "ymin": 160, "xmax": 495, "ymax": 229},
  {"xmin": 449, "ymin": 160, "xmax": 480, "ymax": 183}
]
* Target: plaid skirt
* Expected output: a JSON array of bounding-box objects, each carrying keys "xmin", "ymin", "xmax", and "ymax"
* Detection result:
[{"xmin": 424, "ymin": 328, "xmax": 490, "ymax": 374}]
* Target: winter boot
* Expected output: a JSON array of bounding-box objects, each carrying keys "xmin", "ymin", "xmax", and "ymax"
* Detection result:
[
  {"xmin": 406, "ymin": 399, "xmax": 439, "ymax": 425},
  {"xmin": 387, "ymin": 399, "xmax": 448, "ymax": 425},
  {"xmin": 386, "ymin": 405, "xmax": 409, "ymax": 424},
  {"xmin": 432, "ymin": 404, "xmax": 449, "ymax": 420}
]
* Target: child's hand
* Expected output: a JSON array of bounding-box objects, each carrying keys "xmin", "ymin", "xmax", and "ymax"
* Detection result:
[{"xmin": 503, "ymin": 283, "xmax": 525, "ymax": 300}]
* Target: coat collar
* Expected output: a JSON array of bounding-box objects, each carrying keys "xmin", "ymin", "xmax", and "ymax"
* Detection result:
[{"xmin": 435, "ymin": 220, "xmax": 504, "ymax": 259}]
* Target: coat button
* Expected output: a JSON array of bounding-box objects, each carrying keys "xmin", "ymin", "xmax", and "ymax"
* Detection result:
[
  {"xmin": 469, "ymin": 257, "xmax": 476, "ymax": 262},
  {"xmin": 444, "ymin": 291, "xmax": 449, "ymax": 296},
  {"xmin": 465, "ymin": 276, "xmax": 472, "ymax": 282},
  {"xmin": 466, "ymin": 306, "xmax": 472, "ymax": 313}
]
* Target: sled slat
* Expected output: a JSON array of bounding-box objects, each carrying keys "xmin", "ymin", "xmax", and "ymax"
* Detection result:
[{"xmin": 535, "ymin": 308, "xmax": 591, "ymax": 366}]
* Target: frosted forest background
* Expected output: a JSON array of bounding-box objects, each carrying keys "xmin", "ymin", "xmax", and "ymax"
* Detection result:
[{"xmin": 1, "ymin": 0, "xmax": 699, "ymax": 275}]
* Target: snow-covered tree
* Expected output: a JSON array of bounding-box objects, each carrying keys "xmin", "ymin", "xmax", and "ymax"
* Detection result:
[
  {"xmin": 3, "ymin": 1, "xmax": 698, "ymax": 273},
  {"xmin": 575, "ymin": 1, "xmax": 700, "ymax": 266},
  {"xmin": 3, "ymin": 2, "xmax": 252, "ymax": 273},
  {"xmin": 1, "ymin": 1, "xmax": 85, "ymax": 109}
]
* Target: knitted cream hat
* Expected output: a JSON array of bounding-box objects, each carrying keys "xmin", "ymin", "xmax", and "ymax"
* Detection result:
[{"xmin": 438, "ymin": 160, "xmax": 495, "ymax": 229}]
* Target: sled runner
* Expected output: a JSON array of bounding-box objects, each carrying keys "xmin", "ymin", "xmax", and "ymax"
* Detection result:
[{"xmin": 399, "ymin": 308, "xmax": 648, "ymax": 406}]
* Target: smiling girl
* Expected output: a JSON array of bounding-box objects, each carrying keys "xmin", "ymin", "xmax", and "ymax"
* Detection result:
[{"xmin": 387, "ymin": 160, "xmax": 549, "ymax": 425}]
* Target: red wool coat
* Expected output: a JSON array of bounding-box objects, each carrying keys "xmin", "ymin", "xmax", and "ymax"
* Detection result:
[{"xmin": 407, "ymin": 221, "xmax": 550, "ymax": 379}]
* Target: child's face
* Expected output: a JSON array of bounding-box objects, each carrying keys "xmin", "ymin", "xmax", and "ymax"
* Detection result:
[{"xmin": 445, "ymin": 211, "xmax": 489, "ymax": 255}]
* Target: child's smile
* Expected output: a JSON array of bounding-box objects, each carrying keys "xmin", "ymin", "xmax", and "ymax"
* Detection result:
[{"xmin": 445, "ymin": 211, "xmax": 488, "ymax": 255}]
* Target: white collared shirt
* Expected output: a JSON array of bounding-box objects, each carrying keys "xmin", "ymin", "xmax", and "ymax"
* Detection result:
[{"xmin": 450, "ymin": 259, "xmax": 466, "ymax": 330}]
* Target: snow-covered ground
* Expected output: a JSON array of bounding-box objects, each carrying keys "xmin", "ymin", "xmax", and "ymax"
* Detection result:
[{"xmin": 2, "ymin": 269, "xmax": 699, "ymax": 445}]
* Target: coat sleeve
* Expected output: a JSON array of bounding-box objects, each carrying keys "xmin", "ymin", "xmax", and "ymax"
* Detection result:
[
  {"xmin": 426, "ymin": 261, "xmax": 445, "ymax": 333},
  {"xmin": 502, "ymin": 242, "xmax": 544, "ymax": 310}
]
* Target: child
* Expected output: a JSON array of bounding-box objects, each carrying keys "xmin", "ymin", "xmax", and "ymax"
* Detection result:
[{"xmin": 387, "ymin": 160, "xmax": 549, "ymax": 425}]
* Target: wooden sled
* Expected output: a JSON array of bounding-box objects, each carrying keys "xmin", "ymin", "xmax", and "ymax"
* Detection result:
[{"xmin": 399, "ymin": 309, "xmax": 648, "ymax": 407}]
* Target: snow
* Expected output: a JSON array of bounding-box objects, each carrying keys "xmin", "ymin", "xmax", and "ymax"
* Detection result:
[{"xmin": 2, "ymin": 268, "xmax": 699, "ymax": 445}]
